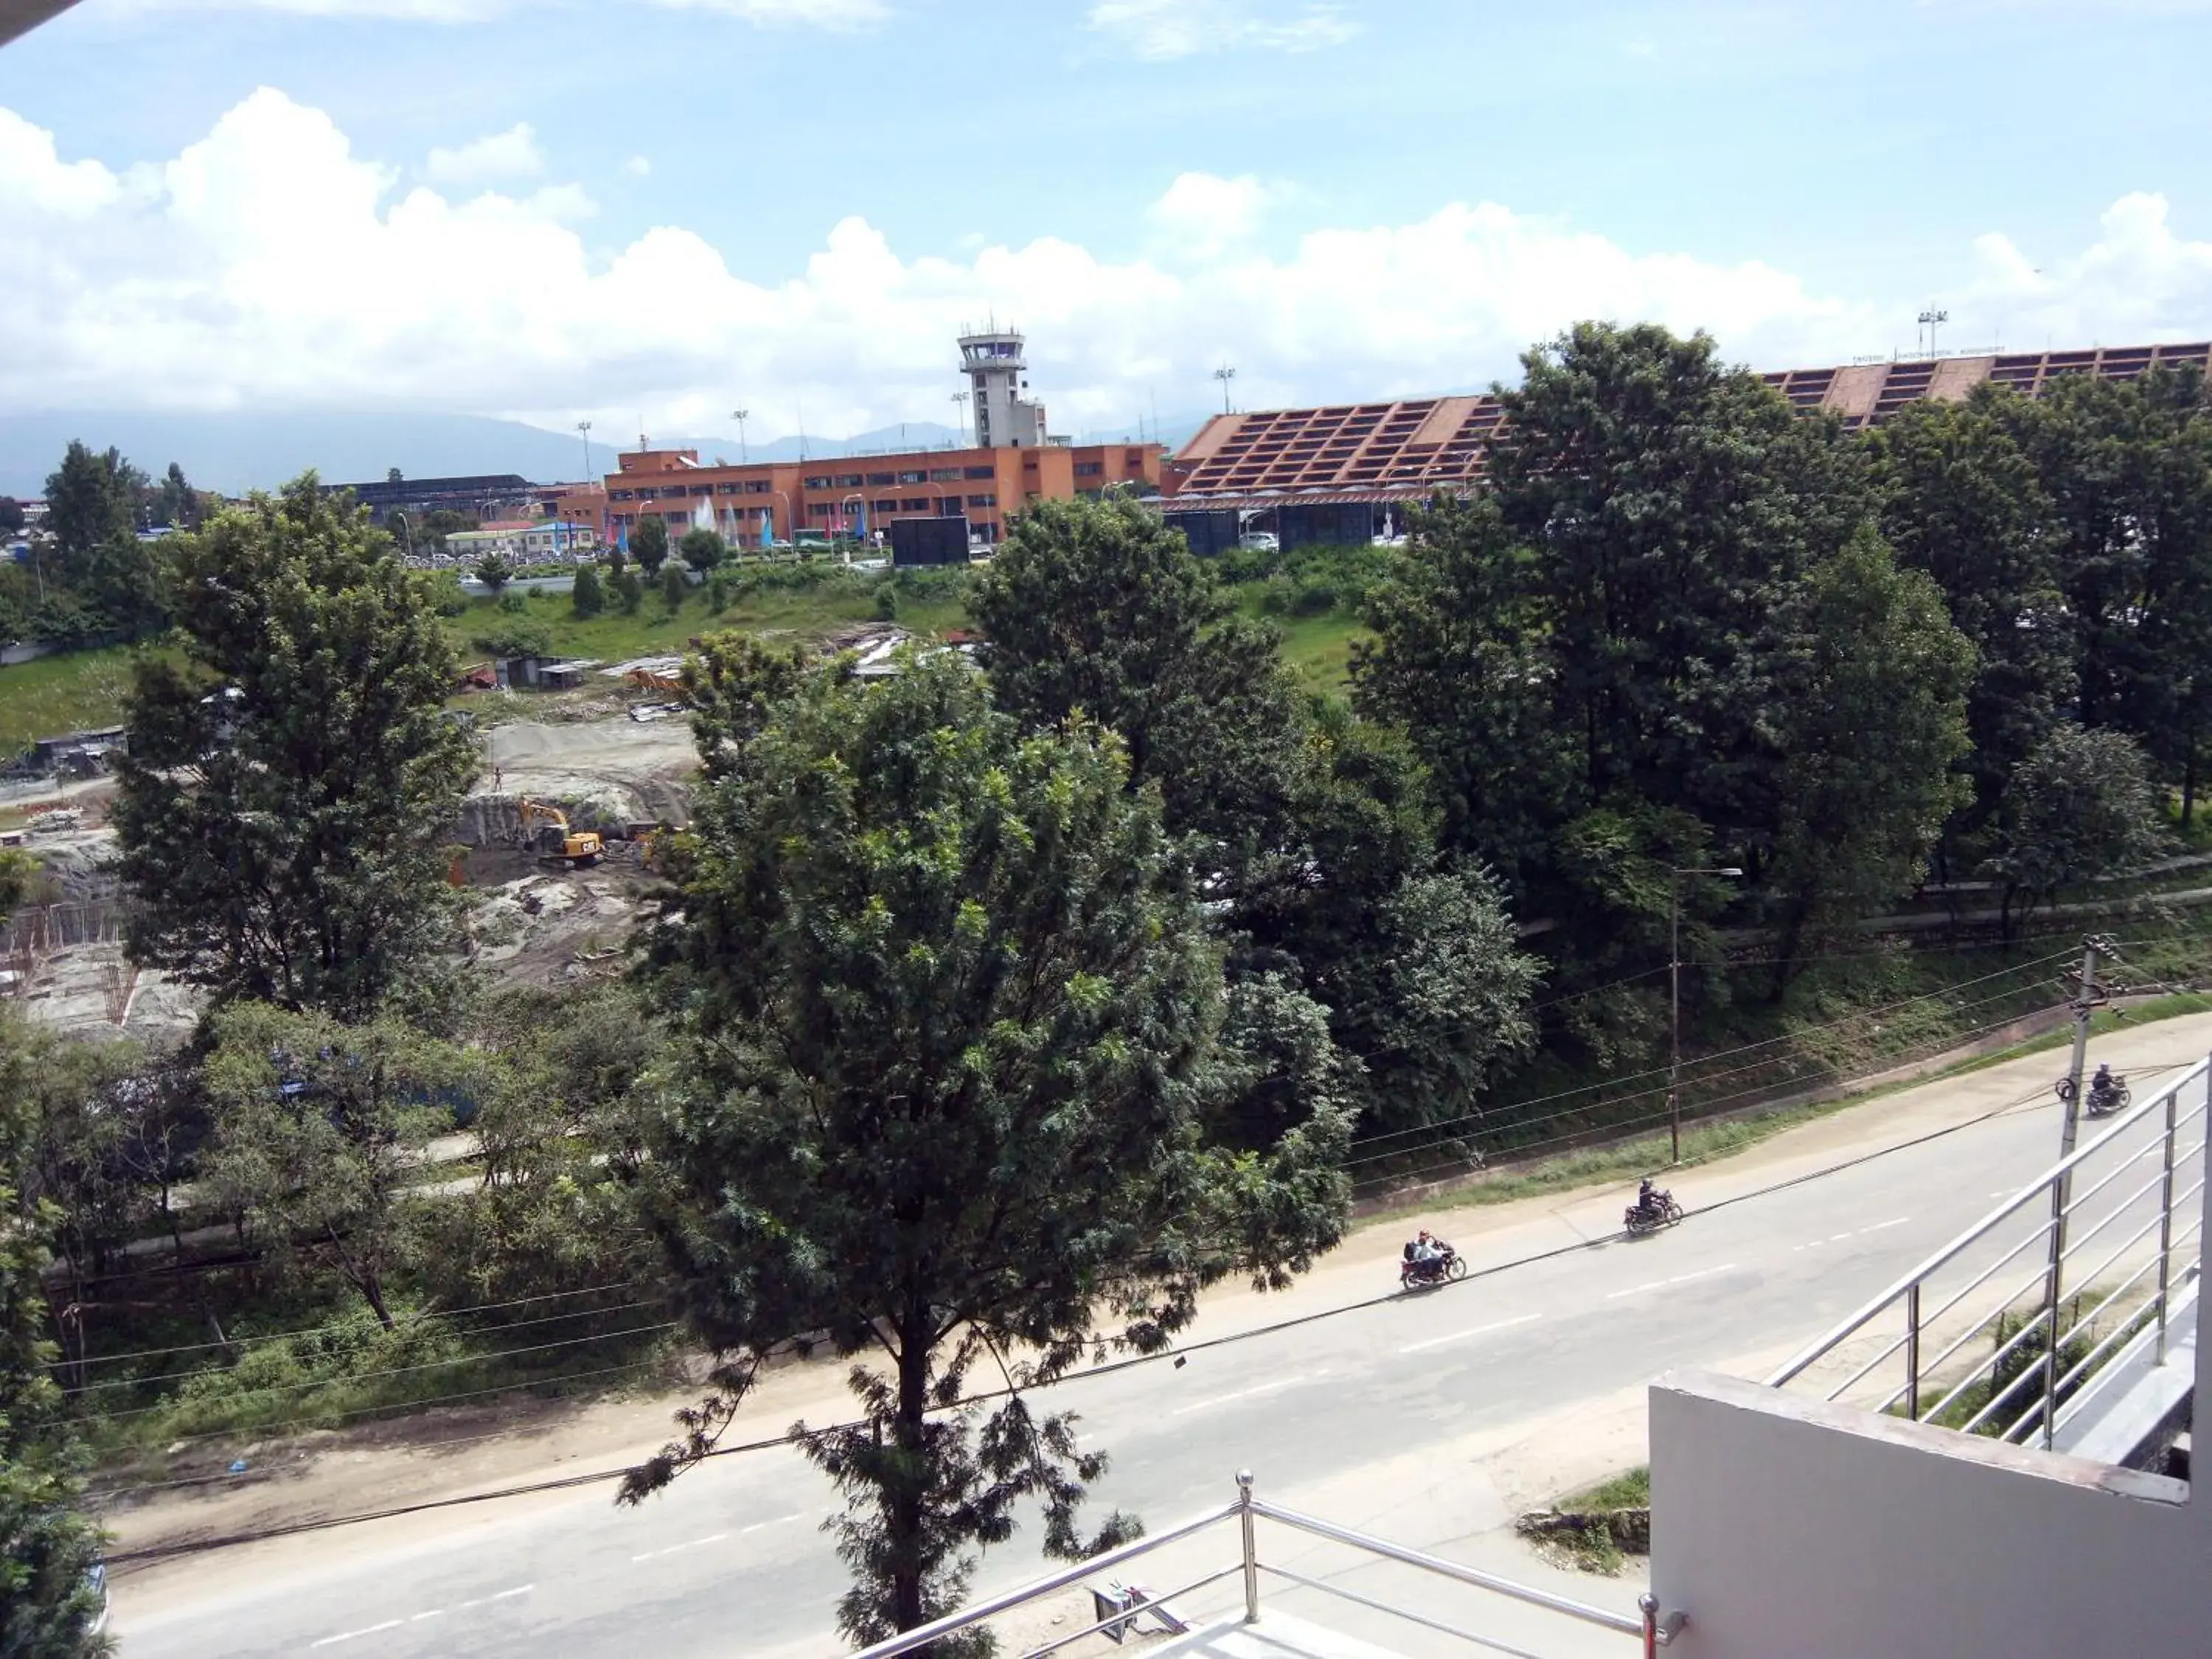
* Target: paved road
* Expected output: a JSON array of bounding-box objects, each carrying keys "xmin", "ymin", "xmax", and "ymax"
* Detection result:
[{"xmin": 111, "ymin": 1024, "xmax": 2212, "ymax": 1659}]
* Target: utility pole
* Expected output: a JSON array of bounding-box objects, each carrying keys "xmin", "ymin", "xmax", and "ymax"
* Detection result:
[
  {"xmin": 1669, "ymin": 864, "xmax": 1743, "ymax": 1164},
  {"xmin": 1214, "ymin": 364, "xmax": 1237, "ymax": 415},
  {"xmin": 2039, "ymin": 935, "xmax": 2112, "ymax": 1446},
  {"xmin": 576, "ymin": 419, "xmax": 593, "ymax": 481},
  {"xmin": 951, "ymin": 391, "xmax": 970, "ymax": 446},
  {"xmin": 1917, "ymin": 306, "xmax": 1949, "ymax": 359},
  {"xmin": 732, "ymin": 408, "xmax": 749, "ymax": 464}
]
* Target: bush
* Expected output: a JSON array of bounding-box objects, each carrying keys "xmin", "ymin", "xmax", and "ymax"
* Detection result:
[
  {"xmin": 572, "ymin": 564, "xmax": 604, "ymax": 619},
  {"xmin": 497, "ymin": 591, "xmax": 528, "ymax": 614},
  {"xmin": 470, "ymin": 616, "xmax": 553, "ymax": 659},
  {"xmin": 706, "ymin": 571, "xmax": 733, "ymax": 614},
  {"xmin": 614, "ymin": 568, "xmax": 644, "ymax": 616},
  {"xmin": 413, "ymin": 569, "xmax": 470, "ymax": 616},
  {"xmin": 680, "ymin": 526, "xmax": 725, "ymax": 573},
  {"xmin": 874, "ymin": 584, "xmax": 900, "ymax": 622},
  {"xmin": 660, "ymin": 564, "xmax": 687, "ymax": 612}
]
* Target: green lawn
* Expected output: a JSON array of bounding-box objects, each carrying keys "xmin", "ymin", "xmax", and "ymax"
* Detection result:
[
  {"xmin": 1, "ymin": 571, "xmax": 1364, "ymax": 754},
  {"xmin": 0, "ymin": 645, "xmax": 145, "ymax": 757}
]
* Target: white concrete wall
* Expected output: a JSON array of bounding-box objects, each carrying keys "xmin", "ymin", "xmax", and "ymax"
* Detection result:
[{"xmin": 1649, "ymin": 1176, "xmax": 2209, "ymax": 1659}]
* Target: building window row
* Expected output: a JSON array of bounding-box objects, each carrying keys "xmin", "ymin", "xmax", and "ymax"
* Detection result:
[
  {"xmin": 1074, "ymin": 462, "xmax": 1105, "ymax": 477},
  {"xmin": 964, "ymin": 465, "xmax": 995, "ymax": 479},
  {"xmin": 967, "ymin": 493, "xmax": 996, "ymax": 508}
]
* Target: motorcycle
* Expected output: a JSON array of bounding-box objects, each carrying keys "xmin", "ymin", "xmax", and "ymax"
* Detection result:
[
  {"xmin": 1399, "ymin": 1242, "xmax": 1467, "ymax": 1289},
  {"xmin": 2057, "ymin": 1072, "xmax": 2134, "ymax": 1119},
  {"xmin": 1624, "ymin": 1190, "xmax": 1685, "ymax": 1236}
]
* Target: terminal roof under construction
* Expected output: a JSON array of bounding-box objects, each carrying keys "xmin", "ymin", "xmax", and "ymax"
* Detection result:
[{"xmin": 1166, "ymin": 341, "xmax": 2212, "ymax": 511}]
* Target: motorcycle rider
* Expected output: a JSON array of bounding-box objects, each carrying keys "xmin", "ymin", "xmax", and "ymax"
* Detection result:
[
  {"xmin": 1636, "ymin": 1176, "xmax": 1661, "ymax": 1220},
  {"xmin": 1403, "ymin": 1228, "xmax": 1445, "ymax": 1281},
  {"xmin": 2090, "ymin": 1063, "xmax": 2118, "ymax": 1110}
]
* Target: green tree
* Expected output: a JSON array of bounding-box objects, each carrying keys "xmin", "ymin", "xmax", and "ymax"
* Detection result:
[
  {"xmin": 972, "ymin": 495, "xmax": 1304, "ymax": 856},
  {"xmin": 571, "ymin": 563, "xmax": 605, "ymax": 619},
  {"xmin": 1484, "ymin": 321, "xmax": 1870, "ymax": 832},
  {"xmin": 1984, "ymin": 724, "xmax": 2169, "ymax": 939},
  {"xmin": 658, "ymin": 563, "xmax": 686, "ymax": 613},
  {"xmin": 473, "ymin": 552, "xmax": 515, "ymax": 594},
  {"xmin": 153, "ymin": 462, "xmax": 200, "ymax": 530},
  {"xmin": 0, "ymin": 498, "xmax": 26, "ymax": 535},
  {"xmin": 199, "ymin": 1002, "xmax": 464, "ymax": 1329},
  {"xmin": 114, "ymin": 476, "xmax": 479, "ymax": 1022},
  {"xmin": 1, "ymin": 1007, "xmax": 111, "ymax": 1656},
  {"xmin": 678, "ymin": 526, "xmax": 724, "ymax": 574},
  {"xmin": 1761, "ymin": 532, "xmax": 1976, "ymax": 990},
  {"xmin": 603, "ymin": 543, "xmax": 627, "ymax": 578},
  {"xmin": 43, "ymin": 442, "xmax": 142, "ymax": 576},
  {"xmin": 630, "ymin": 516, "xmax": 669, "ymax": 579},
  {"xmin": 622, "ymin": 652, "xmax": 1350, "ymax": 1648},
  {"xmin": 80, "ymin": 529, "xmax": 170, "ymax": 639},
  {"xmin": 1997, "ymin": 368, "xmax": 2212, "ymax": 817},
  {"xmin": 613, "ymin": 568, "xmax": 644, "ymax": 616},
  {"xmin": 1871, "ymin": 393, "xmax": 2075, "ymax": 842},
  {"xmin": 386, "ymin": 467, "xmax": 403, "ymax": 485}
]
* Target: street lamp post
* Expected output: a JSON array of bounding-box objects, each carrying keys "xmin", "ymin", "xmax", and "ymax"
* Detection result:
[
  {"xmin": 576, "ymin": 420, "xmax": 593, "ymax": 481},
  {"xmin": 1669, "ymin": 864, "xmax": 1744, "ymax": 1164},
  {"xmin": 950, "ymin": 391, "xmax": 970, "ymax": 447},
  {"xmin": 732, "ymin": 408, "xmax": 750, "ymax": 464},
  {"xmin": 1214, "ymin": 364, "xmax": 1237, "ymax": 415}
]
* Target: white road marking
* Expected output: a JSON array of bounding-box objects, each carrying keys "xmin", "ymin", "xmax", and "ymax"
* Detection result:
[
  {"xmin": 1396, "ymin": 1312, "xmax": 1543, "ymax": 1356},
  {"xmin": 1171, "ymin": 1369, "xmax": 1329, "ymax": 1415},
  {"xmin": 311, "ymin": 1621, "xmax": 402, "ymax": 1648},
  {"xmin": 409, "ymin": 1610, "xmax": 445, "ymax": 1622},
  {"xmin": 1607, "ymin": 1263, "xmax": 1741, "ymax": 1301},
  {"xmin": 490, "ymin": 1585, "xmax": 534, "ymax": 1601},
  {"xmin": 1795, "ymin": 1217, "xmax": 1910, "ymax": 1251},
  {"xmin": 633, "ymin": 1531, "xmax": 728, "ymax": 1562},
  {"xmin": 740, "ymin": 1514, "xmax": 805, "ymax": 1535}
]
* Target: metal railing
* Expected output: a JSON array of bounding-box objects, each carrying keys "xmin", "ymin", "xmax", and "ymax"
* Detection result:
[
  {"xmin": 846, "ymin": 1472, "xmax": 1682, "ymax": 1658},
  {"xmin": 1767, "ymin": 1055, "xmax": 2208, "ymax": 1448}
]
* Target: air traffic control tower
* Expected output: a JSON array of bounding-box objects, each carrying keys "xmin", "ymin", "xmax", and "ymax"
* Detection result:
[{"xmin": 959, "ymin": 327, "xmax": 1048, "ymax": 449}]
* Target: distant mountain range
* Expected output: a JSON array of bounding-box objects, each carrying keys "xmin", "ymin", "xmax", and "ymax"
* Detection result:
[{"xmin": 0, "ymin": 409, "xmax": 1213, "ymax": 500}]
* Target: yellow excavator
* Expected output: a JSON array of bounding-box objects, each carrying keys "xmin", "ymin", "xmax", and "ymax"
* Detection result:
[{"xmin": 518, "ymin": 797, "xmax": 603, "ymax": 869}]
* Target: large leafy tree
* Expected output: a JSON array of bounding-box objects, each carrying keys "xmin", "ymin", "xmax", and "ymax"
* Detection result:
[
  {"xmin": 1484, "ymin": 321, "xmax": 1871, "ymax": 830},
  {"xmin": 1, "ymin": 1012, "xmax": 111, "ymax": 1657},
  {"xmin": 971, "ymin": 495, "xmax": 1305, "ymax": 855},
  {"xmin": 42, "ymin": 442, "xmax": 141, "ymax": 575},
  {"xmin": 1871, "ymin": 392, "xmax": 2074, "ymax": 842},
  {"xmin": 975, "ymin": 497, "xmax": 1538, "ymax": 1134},
  {"xmin": 1997, "ymin": 368, "xmax": 2212, "ymax": 816},
  {"xmin": 1983, "ymin": 723, "xmax": 2169, "ymax": 939},
  {"xmin": 623, "ymin": 650, "xmax": 1351, "ymax": 1649},
  {"xmin": 198, "ymin": 1002, "xmax": 465, "ymax": 1329},
  {"xmin": 1761, "ymin": 532, "xmax": 1976, "ymax": 989},
  {"xmin": 114, "ymin": 476, "xmax": 479, "ymax": 1022}
]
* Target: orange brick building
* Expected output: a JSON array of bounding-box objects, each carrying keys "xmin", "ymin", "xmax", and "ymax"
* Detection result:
[
  {"xmin": 600, "ymin": 327, "xmax": 1162, "ymax": 550},
  {"xmin": 603, "ymin": 438, "xmax": 1161, "ymax": 550}
]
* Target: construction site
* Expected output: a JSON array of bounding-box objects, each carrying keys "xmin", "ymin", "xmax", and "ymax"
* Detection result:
[{"xmin": 0, "ymin": 630, "xmax": 907, "ymax": 1040}]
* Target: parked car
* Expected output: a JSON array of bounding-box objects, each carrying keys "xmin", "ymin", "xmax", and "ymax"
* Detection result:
[{"xmin": 1238, "ymin": 531, "xmax": 1279, "ymax": 552}]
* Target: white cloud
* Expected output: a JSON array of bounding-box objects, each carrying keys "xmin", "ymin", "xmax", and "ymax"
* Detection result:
[
  {"xmin": 1147, "ymin": 171, "xmax": 1280, "ymax": 260},
  {"xmin": 1087, "ymin": 0, "xmax": 1356, "ymax": 59},
  {"xmin": 4, "ymin": 96, "xmax": 2205, "ymax": 442},
  {"xmin": 623, "ymin": 155, "xmax": 653, "ymax": 178},
  {"xmin": 425, "ymin": 121, "xmax": 542, "ymax": 184},
  {"xmin": 1966, "ymin": 192, "xmax": 2212, "ymax": 348}
]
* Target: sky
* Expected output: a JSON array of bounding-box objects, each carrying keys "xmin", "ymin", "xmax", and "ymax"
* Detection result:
[{"xmin": 4, "ymin": 0, "xmax": 2212, "ymax": 446}]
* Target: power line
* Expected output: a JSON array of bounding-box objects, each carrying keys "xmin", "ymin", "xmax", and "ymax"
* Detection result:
[
  {"xmin": 1343, "ymin": 946, "xmax": 2076, "ymax": 1158},
  {"xmin": 98, "ymin": 1065, "xmax": 2076, "ymax": 1565},
  {"xmin": 67, "ymin": 1298, "xmax": 661, "ymax": 1396},
  {"xmin": 50, "ymin": 1280, "xmax": 649, "ymax": 1374}
]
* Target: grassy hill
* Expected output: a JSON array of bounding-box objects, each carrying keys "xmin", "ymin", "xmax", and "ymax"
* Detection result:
[{"xmin": 0, "ymin": 563, "xmax": 1369, "ymax": 757}]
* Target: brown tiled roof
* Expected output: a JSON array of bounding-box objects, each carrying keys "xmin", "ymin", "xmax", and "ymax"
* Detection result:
[{"xmin": 1164, "ymin": 342, "xmax": 2212, "ymax": 499}]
